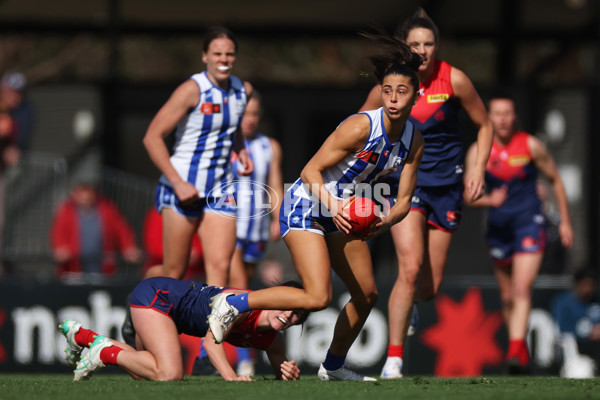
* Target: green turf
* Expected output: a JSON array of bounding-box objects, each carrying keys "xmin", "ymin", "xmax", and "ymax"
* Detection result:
[{"xmin": 1, "ymin": 375, "xmax": 599, "ymax": 400}]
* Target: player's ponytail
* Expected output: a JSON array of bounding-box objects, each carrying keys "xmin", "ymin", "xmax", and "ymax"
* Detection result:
[{"xmin": 360, "ymin": 30, "xmax": 421, "ymax": 87}]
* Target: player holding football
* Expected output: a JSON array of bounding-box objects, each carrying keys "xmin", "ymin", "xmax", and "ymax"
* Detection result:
[
  {"xmin": 359, "ymin": 8, "xmax": 493, "ymax": 378},
  {"xmin": 207, "ymin": 31, "xmax": 424, "ymax": 381},
  {"xmin": 464, "ymin": 91, "xmax": 573, "ymax": 373},
  {"xmin": 59, "ymin": 278, "xmax": 308, "ymax": 381}
]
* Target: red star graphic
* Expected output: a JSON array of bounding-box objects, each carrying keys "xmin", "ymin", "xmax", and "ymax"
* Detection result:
[{"xmin": 420, "ymin": 287, "xmax": 504, "ymax": 376}]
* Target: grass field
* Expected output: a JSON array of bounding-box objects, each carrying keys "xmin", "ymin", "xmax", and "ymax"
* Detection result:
[{"xmin": 1, "ymin": 374, "xmax": 599, "ymax": 400}]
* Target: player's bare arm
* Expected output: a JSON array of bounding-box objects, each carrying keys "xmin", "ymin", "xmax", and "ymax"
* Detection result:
[
  {"xmin": 300, "ymin": 114, "xmax": 370, "ymax": 233},
  {"xmin": 265, "ymin": 333, "xmax": 300, "ymax": 381},
  {"xmin": 451, "ymin": 66, "xmax": 493, "ymax": 202},
  {"xmin": 143, "ymin": 80, "xmax": 200, "ymax": 203},
  {"xmin": 529, "ymin": 135, "xmax": 574, "ymax": 248}
]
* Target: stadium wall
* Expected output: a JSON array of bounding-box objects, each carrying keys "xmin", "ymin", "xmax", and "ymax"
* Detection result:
[{"xmin": 0, "ymin": 277, "xmax": 572, "ymax": 377}]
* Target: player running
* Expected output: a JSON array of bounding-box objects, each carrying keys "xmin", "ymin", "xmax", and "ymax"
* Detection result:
[{"xmin": 206, "ymin": 31, "xmax": 424, "ymax": 381}]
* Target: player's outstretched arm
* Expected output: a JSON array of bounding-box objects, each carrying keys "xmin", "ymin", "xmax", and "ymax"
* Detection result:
[
  {"xmin": 203, "ymin": 330, "xmax": 253, "ymax": 381},
  {"xmin": 452, "ymin": 67, "xmax": 493, "ymax": 202},
  {"xmin": 265, "ymin": 333, "xmax": 300, "ymax": 381},
  {"xmin": 529, "ymin": 135, "xmax": 574, "ymax": 249}
]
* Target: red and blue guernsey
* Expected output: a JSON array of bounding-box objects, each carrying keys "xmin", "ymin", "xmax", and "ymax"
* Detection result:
[
  {"xmin": 485, "ymin": 131, "xmax": 542, "ymax": 219},
  {"xmin": 485, "ymin": 131, "xmax": 545, "ymax": 264},
  {"xmin": 410, "ymin": 60, "xmax": 463, "ymax": 187},
  {"xmin": 130, "ymin": 277, "xmax": 277, "ymax": 349},
  {"xmin": 159, "ymin": 72, "xmax": 248, "ymax": 198}
]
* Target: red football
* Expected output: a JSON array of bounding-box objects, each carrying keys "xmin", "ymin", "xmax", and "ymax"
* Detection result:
[{"xmin": 343, "ymin": 197, "xmax": 380, "ymax": 239}]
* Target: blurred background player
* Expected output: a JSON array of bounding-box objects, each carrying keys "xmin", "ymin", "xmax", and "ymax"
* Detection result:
[
  {"xmin": 0, "ymin": 71, "xmax": 35, "ymax": 156},
  {"xmin": 195, "ymin": 92, "xmax": 284, "ymax": 376},
  {"xmin": 359, "ymin": 8, "xmax": 493, "ymax": 378},
  {"xmin": 142, "ymin": 26, "xmax": 253, "ymax": 285},
  {"xmin": 59, "ymin": 278, "xmax": 308, "ymax": 381},
  {"xmin": 464, "ymin": 91, "xmax": 574, "ymax": 374},
  {"xmin": 124, "ymin": 26, "xmax": 253, "ymax": 348},
  {"xmin": 50, "ymin": 179, "xmax": 142, "ymax": 282},
  {"xmin": 0, "ymin": 71, "xmax": 31, "ymax": 275},
  {"xmin": 207, "ymin": 32, "xmax": 424, "ymax": 381},
  {"xmin": 230, "ymin": 92, "xmax": 284, "ymax": 289}
]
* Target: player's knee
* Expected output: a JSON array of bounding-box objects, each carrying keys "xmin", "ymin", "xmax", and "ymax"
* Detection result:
[
  {"xmin": 158, "ymin": 264, "xmax": 186, "ymax": 280},
  {"xmin": 305, "ymin": 292, "xmax": 332, "ymax": 311},
  {"xmin": 206, "ymin": 259, "xmax": 231, "ymax": 275},
  {"xmin": 400, "ymin": 263, "xmax": 421, "ymax": 286},
  {"xmin": 155, "ymin": 368, "xmax": 183, "ymax": 381},
  {"xmin": 513, "ymin": 285, "xmax": 532, "ymax": 301}
]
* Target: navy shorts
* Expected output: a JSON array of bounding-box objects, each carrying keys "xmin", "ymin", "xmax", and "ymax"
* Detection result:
[
  {"xmin": 486, "ymin": 209, "xmax": 546, "ymax": 266},
  {"xmin": 130, "ymin": 277, "xmax": 175, "ymax": 316},
  {"xmin": 155, "ymin": 183, "xmax": 236, "ymax": 218},
  {"xmin": 409, "ymin": 183, "xmax": 464, "ymax": 232}
]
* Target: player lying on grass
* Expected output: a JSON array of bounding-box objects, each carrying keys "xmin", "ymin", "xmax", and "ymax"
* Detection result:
[{"xmin": 59, "ymin": 277, "xmax": 308, "ymax": 381}]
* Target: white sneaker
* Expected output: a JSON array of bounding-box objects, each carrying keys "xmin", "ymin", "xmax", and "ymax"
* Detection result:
[
  {"xmin": 407, "ymin": 304, "xmax": 419, "ymax": 337},
  {"xmin": 207, "ymin": 293, "xmax": 239, "ymax": 344},
  {"xmin": 73, "ymin": 335, "xmax": 112, "ymax": 381},
  {"xmin": 380, "ymin": 356, "xmax": 403, "ymax": 379},
  {"xmin": 318, "ymin": 364, "xmax": 377, "ymax": 381},
  {"xmin": 58, "ymin": 319, "xmax": 83, "ymax": 367},
  {"xmin": 236, "ymin": 359, "xmax": 255, "ymax": 376}
]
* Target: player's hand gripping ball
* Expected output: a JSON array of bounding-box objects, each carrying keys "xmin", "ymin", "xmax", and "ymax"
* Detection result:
[{"xmin": 342, "ymin": 197, "xmax": 380, "ymax": 239}]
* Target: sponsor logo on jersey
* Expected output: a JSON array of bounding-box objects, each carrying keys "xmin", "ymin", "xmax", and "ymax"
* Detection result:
[
  {"xmin": 434, "ymin": 110, "xmax": 445, "ymax": 121},
  {"xmin": 521, "ymin": 236, "xmax": 538, "ymax": 249},
  {"xmin": 200, "ymin": 103, "xmax": 221, "ymax": 114},
  {"xmin": 447, "ymin": 210, "xmax": 458, "ymax": 222},
  {"xmin": 356, "ymin": 150, "xmax": 380, "ymax": 164},
  {"xmin": 427, "ymin": 93, "xmax": 450, "ymax": 103},
  {"xmin": 508, "ymin": 155, "xmax": 530, "ymax": 167}
]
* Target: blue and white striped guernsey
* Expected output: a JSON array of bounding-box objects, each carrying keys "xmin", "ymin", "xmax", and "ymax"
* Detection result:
[
  {"xmin": 159, "ymin": 71, "xmax": 248, "ymax": 198},
  {"xmin": 295, "ymin": 107, "xmax": 415, "ymax": 201},
  {"xmin": 233, "ymin": 134, "xmax": 274, "ymax": 242}
]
